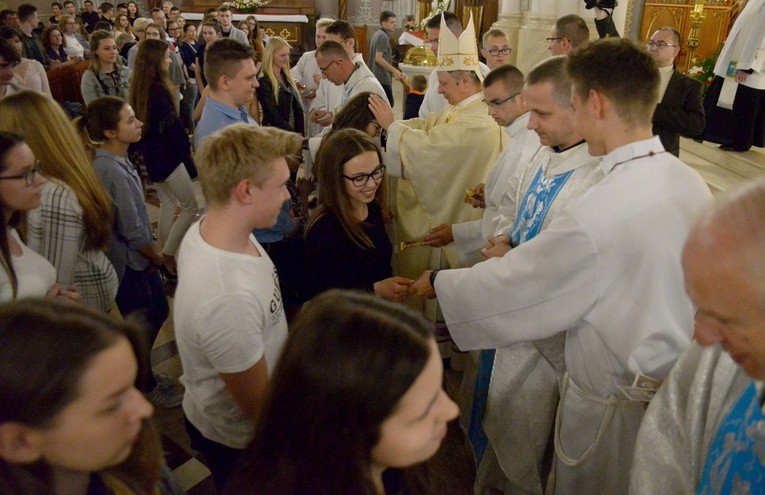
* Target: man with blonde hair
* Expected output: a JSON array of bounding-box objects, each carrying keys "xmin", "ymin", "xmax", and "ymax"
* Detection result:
[
  {"xmin": 481, "ymin": 28, "xmax": 512, "ymax": 70},
  {"xmin": 175, "ymin": 124, "xmax": 299, "ymax": 492}
]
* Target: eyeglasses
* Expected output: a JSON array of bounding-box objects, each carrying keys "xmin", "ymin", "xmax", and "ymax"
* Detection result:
[
  {"xmin": 545, "ymin": 37, "xmax": 563, "ymax": 43},
  {"xmin": 484, "ymin": 47, "xmax": 511, "ymax": 56},
  {"xmin": 484, "ymin": 92, "xmax": 520, "ymax": 108},
  {"xmin": 343, "ymin": 164, "xmax": 385, "ymax": 187},
  {"xmin": 370, "ymin": 121, "xmax": 382, "ymax": 135},
  {"xmin": 319, "ymin": 59, "xmax": 338, "ymax": 74},
  {"xmin": 0, "ymin": 161, "xmax": 41, "ymax": 187},
  {"xmin": 645, "ymin": 40, "xmax": 677, "ymax": 48}
]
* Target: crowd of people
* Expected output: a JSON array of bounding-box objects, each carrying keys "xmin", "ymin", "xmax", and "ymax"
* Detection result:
[{"xmin": 0, "ymin": 0, "xmax": 764, "ymax": 494}]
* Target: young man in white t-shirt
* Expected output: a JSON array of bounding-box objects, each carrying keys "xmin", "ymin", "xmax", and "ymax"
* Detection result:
[{"xmin": 174, "ymin": 123, "xmax": 300, "ymax": 492}]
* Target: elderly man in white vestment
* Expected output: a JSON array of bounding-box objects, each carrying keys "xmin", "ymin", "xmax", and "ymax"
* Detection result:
[
  {"xmin": 630, "ymin": 177, "xmax": 765, "ymax": 495},
  {"xmin": 411, "ymin": 38, "xmax": 713, "ymax": 494},
  {"xmin": 369, "ymin": 14, "xmax": 507, "ymax": 315}
]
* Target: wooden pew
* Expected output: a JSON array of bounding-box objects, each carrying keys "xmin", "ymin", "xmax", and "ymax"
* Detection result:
[{"xmin": 47, "ymin": 60, "xmax": 89, "ymax": 106}]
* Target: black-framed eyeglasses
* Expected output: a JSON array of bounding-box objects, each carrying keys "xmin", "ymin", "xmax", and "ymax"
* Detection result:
[
  {"xmin": 319, "ymin": 59, "xmax": 338, "ymax": 74},
  {"xmin": 484, "ymin": 92, "xmax": 521, "ymax": 108},
  {"xmin": 343, "ymin": 164, "xmax": 385, "ymax": 187},
  {"xmin": 645, "ymin": 40, "xmax": 677, "ymax": 48},
  {"xmin": 485, "ymin": 47, "xmax": 511, "ymax": 56},
  {"xmin": 545, "ymin": 37, "xmax": 563, "ymax": 43},
  {"xmin": 0, "ymin": 161, "xmax": 41, "ymax": 187}
]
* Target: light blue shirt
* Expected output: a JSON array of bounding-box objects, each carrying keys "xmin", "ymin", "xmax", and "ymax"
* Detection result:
[{"xmin": 194, "ymin": 95, "xmax": 258, "ymax": 149}]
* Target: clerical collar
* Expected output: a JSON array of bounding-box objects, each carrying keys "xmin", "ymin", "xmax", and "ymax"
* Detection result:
[
  {"xmin": 551, "ymin": 139, "xmax": 586, "ymax": 153},
  {"xmin": 455, "ymin": 92, "xmax": 483, "ymax": 110},
  {"xmin": 505, "ymin": 112, "xmax": 530, "ymax": 138}
]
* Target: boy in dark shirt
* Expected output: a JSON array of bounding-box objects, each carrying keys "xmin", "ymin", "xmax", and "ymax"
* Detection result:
[{"xmin": 404, "ymin": 74, "xmax": 427, "ymax": 119}]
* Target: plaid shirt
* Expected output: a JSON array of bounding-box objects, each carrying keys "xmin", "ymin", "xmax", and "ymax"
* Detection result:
[{"xmin": 26, "ymin": 179, "xmax": 119, "ymax": 312}]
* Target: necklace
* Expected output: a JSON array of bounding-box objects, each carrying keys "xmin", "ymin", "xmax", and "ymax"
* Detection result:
[{"xmin": 611, "ymin": 150, "xmax": 667, "ymax": 169}]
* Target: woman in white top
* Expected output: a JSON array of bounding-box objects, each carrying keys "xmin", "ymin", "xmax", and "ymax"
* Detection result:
[
  {"xmin": 0, "ymin": 39, "xmax": 23, "ymax": 100},
  {"xmin": 60, "ymin": 14, "xmax": 89, "ymax": 59},
  {"xmin": 0, "ymin": 26, "xmax": 51, "ymax": 96},
  {"xmin": 0, "ymin": 132, "xmax": 80, "ymax": 304},
  {"xmin": 0, "ymin": 91, "xmax": 118, "ymax": 311}
]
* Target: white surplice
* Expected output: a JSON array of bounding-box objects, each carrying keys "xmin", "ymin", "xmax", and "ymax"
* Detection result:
[{"xmin": 435, "ymin": 136, "xmax": 713, "ymax": 494}]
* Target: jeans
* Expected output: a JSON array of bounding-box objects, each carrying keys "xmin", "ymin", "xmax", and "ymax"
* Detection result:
[
  {"xmin": 156, "ymin": 163, "xmax": 199, "ymax": 257},
  {"xmin": 115, "ymin": 267, "xmax": 169, "ymax": 392},
  {"xmin": 184, "ymin": 417, "xmax": 244, "ymax": 493}
]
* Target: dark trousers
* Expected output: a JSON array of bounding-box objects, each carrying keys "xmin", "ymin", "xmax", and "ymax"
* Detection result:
[
  {"xmin": 184, "ymin": 417, "xmax": 244, "ymax": 493},
  {"xmin": 382, "ymin": 83, "xmax": 394, "ymax": 107},
  {"xmin": 115, "ymin": 267, "xmax": 169, "ymax": 392}
]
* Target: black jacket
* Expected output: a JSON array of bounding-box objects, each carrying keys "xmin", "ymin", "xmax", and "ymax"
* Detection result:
[
  {"xmin": 652, "ymin": 70, "xmax": 705, "ymax": 156},
  {"xmin": 257, "ymin": 75, "xmax": 304, "ymax": 134}
]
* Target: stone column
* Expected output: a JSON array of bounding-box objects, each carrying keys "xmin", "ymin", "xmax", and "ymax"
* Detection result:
[
  {"xmin": 515, "ymin": 0, "xmax": 557, "ymax": 74},
  {"xmin": 493, "ymin": 0, "xmax": 524, "ymax": 66}
]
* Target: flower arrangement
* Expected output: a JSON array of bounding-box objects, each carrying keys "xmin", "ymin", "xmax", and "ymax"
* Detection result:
[
  {"xmin": 688, "ymin": 55, "xmax": 717, "ymax": 95},
  {"xmin": 221, "ymin": 0, "xmax": 269, "ymax": 13},
  {"xmin": 420, "ymin": 0, "xmax": 451, "ymax": 31}
]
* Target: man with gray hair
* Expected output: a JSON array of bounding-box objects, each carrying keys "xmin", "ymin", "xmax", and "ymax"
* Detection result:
[
  {"xmin": 370, "ymin": 14, "xmax": 507, "ymax": 317},
  {"xmin": 630, "ymin": 177, "xmax": 765, "ymax": 494}
]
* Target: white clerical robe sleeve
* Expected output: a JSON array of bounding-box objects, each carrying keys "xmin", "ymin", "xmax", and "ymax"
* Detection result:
[
  {"xmin": 384, "ymin": 117, "xmax": 428, "ymax": 178},
  {"xmin": 451, "ymin": 219, "xmax": 486, "ymax": 266},
  {"xmin": 436, "ymin": 210, "xmax": 598, "ymax": 350}
]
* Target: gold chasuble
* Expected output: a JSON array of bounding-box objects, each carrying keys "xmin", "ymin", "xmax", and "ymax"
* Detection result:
[{"xmin": 385, "ymin": 93, "xmax": 508, "ymax": 314}]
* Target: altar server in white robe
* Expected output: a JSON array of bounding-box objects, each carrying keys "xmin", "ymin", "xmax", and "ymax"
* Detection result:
[
  {"xmin": 411, "ymin": 38, "xmax": 713, "ymax": 494},
  {"xmin": 369, "ymin": 13, "xmax": 507, "ymax": 316},
  {"xmin": 470, "ymin": 57, "xmax": 604, "ymax": 495},
  {"xmin": 630, "ymin": 177, "xmax": 765, "ymax": 495}
]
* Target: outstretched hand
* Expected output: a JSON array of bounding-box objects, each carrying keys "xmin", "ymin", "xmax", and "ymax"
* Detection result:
[
  {"xmin": 410, "ymin": 271, "xmax": 437, "ymax": 299},
  {"xmin": 481, "ymin": 235, "xmax": 511, "ymax": 259},
  {"xmin": 422, "ymin": 224, "xmax": 453, "ymax": 247},
  {"xmin": 374, "ymin": 276, "xmax": 414, "ymax": 302}
]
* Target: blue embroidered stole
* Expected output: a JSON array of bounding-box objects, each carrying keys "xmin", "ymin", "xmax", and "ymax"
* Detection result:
[
  {"xmin": 468, "ymin": 160, "xmax": 575, "ymax": 465},
  {"xmin": 697, "ymin": 381, "xmax": 765, "ymax": 494}
]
